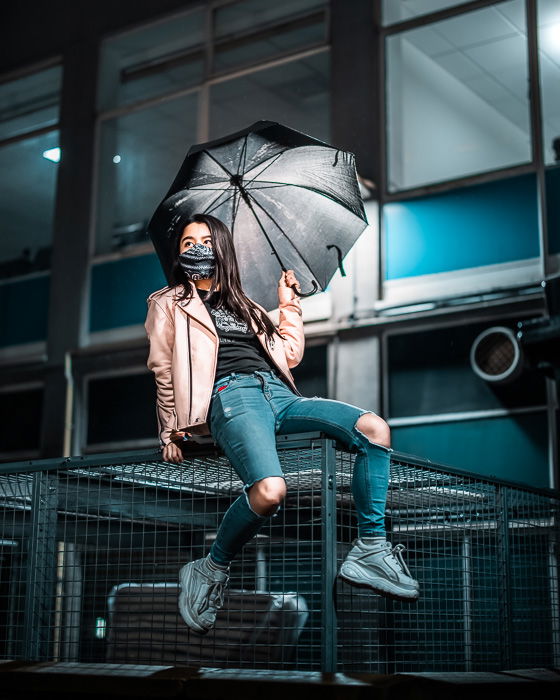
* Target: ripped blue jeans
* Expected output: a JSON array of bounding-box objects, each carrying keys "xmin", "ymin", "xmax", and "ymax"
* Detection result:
[{"xmin": 207, "ymin": 369, "xmax": 393, "ymax": 565}]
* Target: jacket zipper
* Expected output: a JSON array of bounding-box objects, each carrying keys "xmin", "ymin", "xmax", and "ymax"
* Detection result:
[{"xmin": 187, "ymin": 315, "xmax": 192, "ymax": 425}]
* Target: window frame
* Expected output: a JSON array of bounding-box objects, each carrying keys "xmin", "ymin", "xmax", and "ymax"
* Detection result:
[{"xmin": 378, "ymin": 0, "xmax": 554, "ymax": 310}]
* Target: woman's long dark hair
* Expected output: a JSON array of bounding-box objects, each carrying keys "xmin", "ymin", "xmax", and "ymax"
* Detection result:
[{"xmin": 169, "ymin": 213, "xmax": 285, "ymax": 342}]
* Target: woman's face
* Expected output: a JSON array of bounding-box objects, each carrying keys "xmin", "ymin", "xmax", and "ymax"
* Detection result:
[{"xmin": 179, "ymin": 222, "xmax": 213, "ymax": 254}]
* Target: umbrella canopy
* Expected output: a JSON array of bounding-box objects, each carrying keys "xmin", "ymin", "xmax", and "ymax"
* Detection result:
[{"xmin": 147, "ymin": 120, "xmax": 369, "ymax": 311}]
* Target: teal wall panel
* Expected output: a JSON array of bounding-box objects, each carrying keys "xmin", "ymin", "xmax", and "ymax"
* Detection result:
[
  {"xmin": 0, "ymin": 274, "xmax": 50, "ymax": 347},
  {"xmin": 545, "ymin": 166, "xmax": 560, "ymax": 255},
  {"xmin": 392, "ymin": 411, "xmax": 549, "ymax": 489},
  {"xmin": 384, "ymin": 173, "xmax": 539, "ymax": 280},
  {"xmin": 90, "ymin": 255, "xmax": 167, "ymax": 333}
]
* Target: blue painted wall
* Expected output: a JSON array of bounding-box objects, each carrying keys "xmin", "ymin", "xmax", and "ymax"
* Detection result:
[
  {"xmin": 90, "ymin": 254, "xmax": 167, "ymax": 333},
  {"xmin": 392, "ymin": 411, "xmax": 549, "ymax": 489},
  {"xmin": 0, "ymin": 274, "xmax": 50, "ymax": 347},
  {"xmin": 384, "ymin": 173, "xmax": 539, "ymax": 280}
]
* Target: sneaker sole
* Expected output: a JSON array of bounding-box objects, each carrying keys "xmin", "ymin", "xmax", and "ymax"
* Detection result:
[
  {"xmin": 178, "ymin": 564, "xmax": 213, "ymax": 635},
  {"xmin": 338, "ymin": 568, "xmax": 420, "ymax": 603}
]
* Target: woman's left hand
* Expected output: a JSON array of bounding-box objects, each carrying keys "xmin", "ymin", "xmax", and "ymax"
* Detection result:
[{"xmin": 278, "ymin": 269, "xmax": 301, "ymax": 291}]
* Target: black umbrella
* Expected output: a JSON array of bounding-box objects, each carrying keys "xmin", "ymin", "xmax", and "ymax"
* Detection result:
[{"xmin": 147, "ymin": 120, "xmax": 368, "ymax": 312}]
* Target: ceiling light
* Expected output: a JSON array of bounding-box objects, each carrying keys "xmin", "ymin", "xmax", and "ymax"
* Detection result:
[{"xmin": 42, "ymin": 147, "xmax": 60, "ymax": 162}]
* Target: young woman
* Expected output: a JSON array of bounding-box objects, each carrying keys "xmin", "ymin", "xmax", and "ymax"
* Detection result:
[{"xmin": 144, "ymin": 213, "xmax": 419, "ymax": 636}]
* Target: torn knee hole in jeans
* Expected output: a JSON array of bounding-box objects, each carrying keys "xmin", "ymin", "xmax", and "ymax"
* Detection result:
[
  {"xmin": 353, "ymin": 412, "xmax": 392, "ymax": 452},
  {"xmin": 243, "ymin": 483, "xmax": 282, "ymax": 518}
]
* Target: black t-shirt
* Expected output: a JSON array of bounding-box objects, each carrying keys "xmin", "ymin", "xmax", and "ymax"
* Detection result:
[{"xmin": 196, "ymin": 287, "xmax": 276, "ymax": 382}]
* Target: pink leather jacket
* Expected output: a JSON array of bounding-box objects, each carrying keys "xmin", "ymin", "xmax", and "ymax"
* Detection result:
[{"xmin": 144, "ymin": 279, "xmax": 305, "ymax": 447}]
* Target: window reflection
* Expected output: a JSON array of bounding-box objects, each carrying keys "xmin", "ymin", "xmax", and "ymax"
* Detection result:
[
  {"xmin": 97, "ymin": 9, "xmax": 205, "ymax": 111},
  {"xmin": 386, "ymin": 0, "xmax": 531, "ymax": 191},
  {"xmin": 209, "ymin": 51, "xmax": 330, "ymax": 142},
  {"xmin": 0, "ymin": 65, "xmax": 61, "ymax": 280},
  {"xmin": 95, "ymin": 94, "xmax": 198, "ymax": 255},
  {"xmin": 213, "ymin": 0, "xmax": 326, "ymax": 73},
  {"xmin": 537, "ymin": 0, "xmax": 560, "ymax": 166}
]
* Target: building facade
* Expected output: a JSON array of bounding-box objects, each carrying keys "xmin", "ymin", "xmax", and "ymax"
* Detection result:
[{"xmin": 0, "ymin": 0, "xmax": 558, "ymax": 489}]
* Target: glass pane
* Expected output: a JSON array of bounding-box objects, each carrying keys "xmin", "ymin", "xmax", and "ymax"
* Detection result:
[
  {"xmin": 95, "ymin": 93, "xmax": 198, "ymax": 255},
  {"xmin": 0, "ymin": 65, "xmax": 61, "ymax": 141},
  {"xmin": 209, "ymin": 51, "xmax": 330, "ymax": 142},
  {"xmin": 97, "ymin": 9, "xmax": 204, "ymax": 111},
  {"xmin": 214, "ymin": 0, "xmax": 326, "ymax": 72},
  {"xmin": 291, "ymin": 344, "xmax": 328, "ymax": 398},
  {"xmin": 386, "ymin": 0, "xmax": 531, "ymax": 191},
  {"xmin": 0, "ymin": 130, "xmax": 59, "ymax": 279},
  {"xmin": 87, "ymin": 374, "xmax": 157, "ymax": 445},
  {"xmin": 537, "ymin": 0, "xmax": 560, "ymax": 165},
  {"xmin": 215, "ymin": 0, "xmax": 325, "ymax": 35},
  {"xmin": 383, "ymin": 0, "xmax": 473, "ymax": 25},
  {"xmin": 0, "ymin": 387, "xmax": 43, "ymax": 451},
  {"xmin": 388, "ymin": 320, "xmax": 547, "ymax": 418}
]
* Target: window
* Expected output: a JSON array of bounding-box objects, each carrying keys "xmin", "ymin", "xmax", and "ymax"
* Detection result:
[
  {"xmin": 95, "ymin": 1, "xmax": 330, "ymax": 256},
  {"xmin": 537, "ymin": 0, "xmax": 560, "ymax": 166},
  {"xmin": 213, "ymin": 0, "xmax": 326, "ymax": 72},
  {"xmin": 0, "ymin": 385, "xmax": 43, "ymax": 456},
  {"xmin": 85, "ymin": 372, "xmax": 157, "ymax": 449},
  {"xmin": 97, "ymin": 9, "xmax": 205, "ymax": 112},
  {"xmin": 0, "ymin": 65, "xmax": 62, "ymax": 280},
  {"xmin": 387, "ymin": 319, "xmax": 546, "ymax": 418},
  {"xmin": 95, "ymin": 94, "xmax": 199, "ymax": 254},
  {"xmin": 386, "ymin": 0, "xmax": 531, "ymax": 191},
  {"xmin": 386, "ymin": 318, "xmax": 550, "ymax": 488},
  {"xmin": 209, "ymin": 51, "xmax": 330, "ymax": 142},
  {"xmin": 382, "ymin": 0, "xmax": 474, "ymax": 25},
  {"xmin": 291, "ymin": 343, "xmax": 328, "ymax": 398}
]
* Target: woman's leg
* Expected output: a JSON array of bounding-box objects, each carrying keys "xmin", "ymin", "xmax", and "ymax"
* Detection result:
[
  {"xmin": 265, "ymin": 377, "xmax": 419, "ymax": 602},
  {"xmin": 274, "ymin": 394, "xmax": 392, "ymax": 538},
  {"xmin": 178, "ymin": 373, "xmax": 287, "ymax": 634},
  {"xmin": 207, "ymin": 373, "xmax": 287, "ymax": 565}
]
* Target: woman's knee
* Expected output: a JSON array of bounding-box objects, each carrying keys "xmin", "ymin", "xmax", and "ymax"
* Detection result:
[
  {"xmin": 249, "ymin": 476, "xmax": 287, "ymax": 507},
  {"xmin": 354, "ymin": 412, "xmax": 391, "ymax": 448}
]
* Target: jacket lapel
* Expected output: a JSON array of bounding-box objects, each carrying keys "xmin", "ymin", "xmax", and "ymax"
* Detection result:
[{"xmin": 174, "ymin": 284, "xmax": 217, "ymax": 337}]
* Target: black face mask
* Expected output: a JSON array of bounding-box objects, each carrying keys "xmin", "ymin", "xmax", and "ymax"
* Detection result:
[{"xmin": 178, "ymin": 243, "xmax": 216, "ymax": 280}]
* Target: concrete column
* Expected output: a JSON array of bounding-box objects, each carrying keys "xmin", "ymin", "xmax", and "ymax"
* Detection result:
[{"xmin": 39, "ymin": 41, "xmax": 98, "ymax": 457}]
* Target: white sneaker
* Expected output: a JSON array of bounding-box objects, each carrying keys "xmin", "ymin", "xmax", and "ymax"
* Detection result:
[
  {"xmin": 178, "ymin": 555, "xmax": 230, "ymax": 634},
  {"xmin": 339, "ymin": 538, "xmax": 420, "ymax": 602}
]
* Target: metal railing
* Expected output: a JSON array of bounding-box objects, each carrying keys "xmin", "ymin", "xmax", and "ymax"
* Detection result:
[{"xmin": 0, "ymin": 432, "xmax": 558, "ymax": 672}]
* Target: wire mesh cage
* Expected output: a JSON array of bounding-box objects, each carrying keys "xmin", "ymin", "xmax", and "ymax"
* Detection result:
[{"xmin": 0, "ymin": 432, "xmax": 558, "ymax": 673}]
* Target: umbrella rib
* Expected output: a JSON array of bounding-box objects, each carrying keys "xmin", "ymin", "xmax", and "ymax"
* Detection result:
[
  {"xmin": 244, "ymin": 189, "xmax": 323, "ymax": 287},
  {"xmin": 242, "ymin": 148, "xmax": 292, "ymax": 188},
  {"xmin": 183, "ymin": 186, "xmax": 231, "ymax": 191},
  {"xmin": 203, "ymin": 188, "xmax": 237, "ymax": 216},
  {"xmin": 231, "ymin": 184, "xmax": 242, "ymax": 239},
  {"xmin": 202, "ymin": 150, "xmax": 233, "ymax": 178},
  {"xmin": 236, "ymin": 134, "xmax": 249, "ymax": 177}
]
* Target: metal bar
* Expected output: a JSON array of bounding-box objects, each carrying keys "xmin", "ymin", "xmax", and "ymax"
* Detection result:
[
  {"xmin": 389, "ymin": 405, "xmax": 549, "ymax": 427},
  {"xmin": 382, "ymin": 0, "xmax": 511, "ymax": 35},
  {"xmin": 320, "ymin": 436, "xmax": 338, "ymax": 672},
  {"xmin": 462, "ymin": 535, "xmax": 473, "ymax": 671},
  {"xmin": 22, "ymin": 472, "xmax": 58, "ymax": 660},
  {"xmin": 496, "ymin": 485, "xmax": 513, "ymax": 669},
  {"xmin": 548, "ymin": 521, "xmax": 560, "ymax": 667},
  {"xmin": 526, "ymin": 0, "xmax": 549, "ymax": 280},
  {"xmin": 383, "ymin": 163, "xmax": 536, "ymax": 202}
]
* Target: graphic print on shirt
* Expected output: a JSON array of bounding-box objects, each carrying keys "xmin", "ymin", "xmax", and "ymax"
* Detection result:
[{"xmin": 209, "ymin": 307, "xmax": 249, "ymax": 335}]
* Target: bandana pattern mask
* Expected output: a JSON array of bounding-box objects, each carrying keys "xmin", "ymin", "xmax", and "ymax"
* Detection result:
[{"xmin": 178, "ymin": 243, "xmax": 216, "ymax": 280}]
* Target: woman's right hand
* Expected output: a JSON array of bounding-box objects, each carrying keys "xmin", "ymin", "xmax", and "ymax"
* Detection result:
[{"xmin": 162, "ymin": 441, "xmax": 184, "ymax": 464}]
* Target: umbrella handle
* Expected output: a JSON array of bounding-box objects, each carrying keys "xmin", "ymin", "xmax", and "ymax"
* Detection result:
[{"xmin": 291, "ymin": 280, "xmax": 318, "ymax": 298}]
